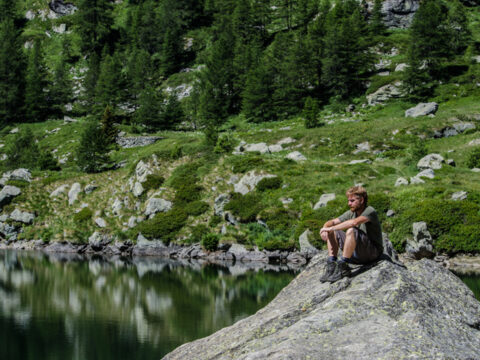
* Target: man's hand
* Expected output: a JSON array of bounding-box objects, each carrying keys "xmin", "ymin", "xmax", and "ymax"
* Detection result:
[{"xmin": 319, "ymin": 227, "xmax": 333, "ymax": 242}]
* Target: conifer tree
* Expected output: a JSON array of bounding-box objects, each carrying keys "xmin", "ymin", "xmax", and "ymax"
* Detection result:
[
  {"xmin": 242, "ymin": 60, "xmax": 275, "ymax": 122},
  {"xmin": 100, "ymin": 105, "xmax": 117, "ymax": 145},
  {"xmin": 0, "ymin": 18, "xmax": 25, "ymax": 125},
  {"xmin": 83, "ymin": 52, "xmax": 101, "ymax": 107},
  {"xmin": 126, "ymin": 48, "xmax": 152, "ymax": 110},
  {"xmin": 75, "ymin": 0, "xmax": 113, "ymax": 55},
  {"xmin": 134, "ymin": 85, "xmax": 163, "ymax": 130},
  {"xmin": 303, "ymin": 97, "xmax": 321, "ymax": 129},
  {"xmin": 95, "ymin": 53, "xmax": 123, "ymax": 112},
  {"xmin": 447, "ymin": 0, "xmax": 471, "ymax": 54},
  {"xmin": 160, "ymin": 92, "xmax": 185, "ymax": 130},
  {"xmin": 370, "ymin": 0, "xmax": 386, "ymax": 35},
  {"xmin": 76, "ymin": 120, "xmax": 110, "ymax": 173},
  {"xmin": 50, "ymin": 47, "xmax": 72, "ymax": 117},
  {"xmin": 25, "ymin": 39, "xmax": 49, "ymax": 122}
]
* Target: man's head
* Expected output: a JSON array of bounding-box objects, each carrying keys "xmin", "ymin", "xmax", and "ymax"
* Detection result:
[{"xmin": 346, "ymin": 186, "xmax": 368, "ymax": 212}]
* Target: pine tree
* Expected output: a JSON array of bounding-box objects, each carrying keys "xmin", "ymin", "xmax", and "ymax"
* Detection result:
[
  {"xmin": 25, "ymin": 39, "xmax": 49, "ymax": 122},
  {"xmin": 447, "ymin": 0, "xmax": 471, "ymax": 54},
  {"xmin": 100, "ymin": 105, "xmax": 118, "ymax": 144},
  {"xmin": 126, "ymin": 48, "xmax": 152, "ymax": 110},
  {"xmin": 370, "ymin": 0, "xmax": 386, "ymax": 35},
  {"xmin": 0, "ymin": 18, "xmax": 24, "ymax": 125},
  {"xmin": 75, "ymin": 0, "xmax": 113, "ymax": 55},
  {"xmin": 83, "ymin": 52, "xmax": 101, "ymax": 108},
  {"xmin": 76, "ymin": 120, "xmax": 110, "ymax": 173},
  {"xmin": 403, "ymin": 0, "xmax": 451, "ymax": 98},
  {"xmin": 242, "ymin": 60, "xmax": 275, "ymax": 122},
  {"xmin": 50, "ymin": 48, "xmax": 72, "ymax": 117},
  {"xmin": 303, "ymin": 97, "xmax": 321, "ymax": 128},
  {"xmin": 5, "ymin": 127, "xmax": 39, "ymax": 169},
  {"xmin": 95, "ymin": 53, "xmax": 123, "ymax": 112},
  {"xmin": 159, "ymin": 92, "xmax": 185, "ymax": 130},
  {"xmin": 134, "ymin": 85, "xmax": 163, "ymax": 130}
]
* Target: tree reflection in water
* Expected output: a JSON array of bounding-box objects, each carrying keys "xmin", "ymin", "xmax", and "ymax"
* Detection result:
[{"xmin": 0, "ymin": 250, "xmax": 299, "ymax": 360}]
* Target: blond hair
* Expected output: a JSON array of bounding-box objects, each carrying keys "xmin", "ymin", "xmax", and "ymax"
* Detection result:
[{"xmin": 346, "ymin": 186, "xmax": 368, "ymax": 205}]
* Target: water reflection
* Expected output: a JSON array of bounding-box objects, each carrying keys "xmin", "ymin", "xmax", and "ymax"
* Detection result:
[{"xmin": 0, "ymin": 250, "xmax": 298, "ymax": 360}]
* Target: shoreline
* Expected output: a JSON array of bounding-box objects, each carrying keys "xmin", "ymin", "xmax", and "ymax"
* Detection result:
[{"xmin": 1, "ymin": 239, "xmax": 480, "ymax": 274}]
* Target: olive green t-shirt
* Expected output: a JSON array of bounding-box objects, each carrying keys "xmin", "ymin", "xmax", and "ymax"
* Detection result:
[{"xmin": 338, "ymin": 206, "xmax": 383, "ymax": 252}]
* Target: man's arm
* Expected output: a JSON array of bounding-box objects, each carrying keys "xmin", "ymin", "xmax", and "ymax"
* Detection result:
[{"xmin": 321, "ymin": 216, "xmax": 369, "ymax": 233}]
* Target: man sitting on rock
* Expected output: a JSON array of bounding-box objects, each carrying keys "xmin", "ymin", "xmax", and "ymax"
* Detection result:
[{"xmin": 319, "ymin": 186, "xmax": 383, "ymax": 283}]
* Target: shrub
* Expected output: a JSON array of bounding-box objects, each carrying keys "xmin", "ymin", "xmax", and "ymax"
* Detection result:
[
  {"xmin": 258, "ymin": 207, "xmax": 298, "ymax": 233},
  {"xmin": 467, "ymin": 147, "xmax": 480, "ymax": 169},
  {"xmin": 368, "ymin": 193, "xmax": 391, "ymax": 223},
  {"xmin": 5, "ymin": 128, "xmax": 39, "ymax": 170},
  {"xmin": 209, "ymin": 215, "xmax": 222, "ymax": 228},
  {"xmin": 168, "ymin": 162, "xmax": 199, "ymax": 189},
  {"xmin": 214, "ymin": 132, "xmax": 237, "ymax": 153},
  {"xmin": 73, "ymin": 207, "xmax": 93, "ymax": 223},
  {"xmin": 303, "ymin": 97, "xmax": 322, "ymax": 129},
  {"xmin": 137, "ymin": 207, "xmax": 188, "ymax": 242},
  {"xmin": 175, "ymin": 183, "xmax": 203, "ymax": 204},
  {"xmin": 201, "ymin": 233, "xmax": 219, "ymax": 251},
  {"xmin": 227, "ymin": 155, "xmax": 264, "ymax": 173},
  {"xmin": 256, "ymin": 177, "xmax": 282, "ymax": 192},
  {"xmin": 190, "ymin": 224, "xmax": 209, "ymax": 243},
  {"xmin": 224, "ymin": 193, "xmax": 264, "ymax": 223},
  {"xmin": 184, "ymin": 201, "xmax": 209, "ymax": 216},
  {"xmin": 143, "ymin": 174, "xmax": 165, "ymax": 192},
  {"xmin": 38, "ymin": 151, "xmax": 60, "ymax": 171},
  {"xmin": 76, "ymin": 120, "xmax": 110, "ymax": 173},
  {"xmin": 170, "ymin": 144, "xmax": 183, "ymax": 159},
  {"xmin": 5, "ymin": 180, "xmax": 30, "ymax": 188},
  {"xmin": 246, "ymin": 223, "xmax": 294, "ymax": 251}
]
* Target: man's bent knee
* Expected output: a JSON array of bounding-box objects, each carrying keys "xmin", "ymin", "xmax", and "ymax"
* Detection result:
[{"xmin": 346, "ymin": 228, "xmax": 355, "ymax": 236}]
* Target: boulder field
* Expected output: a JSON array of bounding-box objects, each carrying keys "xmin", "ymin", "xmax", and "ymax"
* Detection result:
[{"xmin": 164, "ymin": 255, "xmax": 480, "ymax": 359}]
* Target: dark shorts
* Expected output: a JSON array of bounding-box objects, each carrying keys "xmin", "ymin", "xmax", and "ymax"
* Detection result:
[{"xmin": 336, "ymin": 228, "xmax": 381, "ymax": 264}]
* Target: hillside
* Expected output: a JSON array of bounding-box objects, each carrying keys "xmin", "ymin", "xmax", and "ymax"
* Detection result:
[{"xmin": 1, "ymin": 0, "xmax": 480, "ymax": 257}]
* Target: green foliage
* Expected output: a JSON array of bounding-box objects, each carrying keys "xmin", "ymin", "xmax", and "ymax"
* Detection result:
[
  {"xmin": 5, "ymin": 179, "xmax": 29, "ymax": 188},
  {"xmin": 256, "ymin": 177, "xmax": 282, "ymax": 192},
  {"xmin": 38, "ymin": 151, "xmax": 60, "ymax": 171},
  {"xmin": 214, "ymin": 132, "xmax": 237, "ymax": 153},
  {"xmin": 201, "ymin": 233, "xmax": 220, "ymax": 251},
  {"xmin": 390, "ymin": 198, "xmax": 480, "ymax": 253},
  {"xmin": 258, "ymin": 207, "xmax": 298, "ymax": 233},
  {"xmin": 175, "ymin": 183, "xmax": 203, "ymax": 204},
  {"xmin": 303, "ymin": 97, "xmax": 322, "ymax": 129},
  {"xmin": 100, "ymin": 106, "xmax": 118, "ymax": 144},
  {"xmin": 209, "ymin": 215, "xmax": 222, "ymax": 228},
  {"xmin": 142, "ymin": 174, "xmax": 165, "ymax": 192},
  {"xmin": 168, "ymin": 162, "xmax": 199, "ymax": 189},
  {"xmin": 73, "ymin": 207, "xmax": 93, "ymax": 223},
  {"xmin": 189, "ymin": 224, "xmax": 209, "ymax": 244},
  {"xmin": 76, "ymin": 120, "xmax": 111, "ymax": 173},
  {"xmin": 137, "ymin": 207, "xmax": 188, "ymax": 242},
  {"xmin": 5, "ymin": 128, "xmax": 39, "ymax": 170},
  {"xmin": 227, "ymin": 155, "xmax": 264, "ymax": 173},
  {"xmin": 184, "ymin": 201, "xmax": 209, "ymax": 216},
  {"xmin": 368, "ymin": 193, "xmax": 391, "ymax": 223},
  {"xmin": 246, "ymin": 223, "xmax": 295, "ymax": 251},
  {"xmin": 224, "ymin": 192, "xmax": 264, "ymax": 223},
  {"xmin": 467, "ymin": 147, "xmax": 480, "ymax": 168},
  {"xmin": 25, "ymin": 39, "xmax": 49, "ymax": 123},
  {"xmin": 370, "ymin": 0, "xmax": 386, "ymax": 35}
]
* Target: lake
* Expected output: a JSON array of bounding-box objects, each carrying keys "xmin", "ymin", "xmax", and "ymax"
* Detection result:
[{"xmin": 0, "ymin": 250, "xmax": 299, "ymax": 360}]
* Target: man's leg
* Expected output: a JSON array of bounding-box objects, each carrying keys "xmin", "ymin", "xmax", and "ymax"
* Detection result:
[
  {"xmin": 342, "ymin": 228, "xmax": 356, "ymax": 259},
  {"xmin": 326, "ymin": 230, "xmax": 339, "ymax": 258},
  {"xmin": 319, "ymin": 230, "xmax": 339, "ymax": 283}
]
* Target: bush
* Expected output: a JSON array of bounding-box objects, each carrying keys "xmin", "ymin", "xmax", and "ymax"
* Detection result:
[
  {"xmin": 190, "ymin": 224, "xmax": 209, "ymax": 243},
  {"xmin": 5, "ymin": 180, "xmax": 30, "ymax": 188},
  {"xmin": 389, "ymin": 198, "xmax": 480, "ymax": 253},
  {"xmin": 170, "ymin": 144, "xmax": 183, "ymax": 159},
  {"xmin": 5, "ymin": 128, "xmax": 39, "ymax": 170},
  {"xmin": 73, "ymin": 207, "xmax": 93, "ymax": 223},
  {"xmin": 467, "ymin": 147, "xmax": 480, "ymax": 169},
  {"xmin": 168, "ymin": 162, "xmax": 199, "ymax": 189},
  {"xmin": 137, "ymin": 207, "xmax": 188, "ymax": 242},
  {"xmin": 368, "ymin": 193, "xmax": 391, "ymax": 223},
  {"xmin": 175, "ymin": 183, "xmax": 203, "ymax": 204},
  {"xmin": 214, "ymin": 132, "xmax": 237, "ymax": 153},
  {"xmin": 184, "ymin": 201, "xmax": 209, "ymax": 216},
  {"xmin": 303, "ymin": 97, "xmax": 322, "ymax": 129},
  {"xmin": 209, "ymin": 215, "xmax": 222, "ymax": 228},
  {"xmin": 143, "ymin": 174, "xmax": 165, "ymax": 192},
  {"xmin": 258, "ymin": 207, "xmax": 298, "ymax": 233},
  {"xmin": 256, "ymin": 177, "xmax": 282, "ymax": 192},
  {"xmin": 224, "ymin": 193, "xmax": 264, "ymax": 223},
  {"xmin": 76, "ymin": 120, "xmax": 110, "ymax": 173},
  {"xmin": 246, "ymin": 223, "xmax": 294, "ymax": 251},
  {"xmin": 227, "ymin": 155, "xmax": 264, "ymax": 173},
  {"xmin": 201, "ymin": 233, "xmax": 220, "ymax": 251},
  {"xmin": 38, "ymin": 151, "xmax": 60, "ymax": 171}
]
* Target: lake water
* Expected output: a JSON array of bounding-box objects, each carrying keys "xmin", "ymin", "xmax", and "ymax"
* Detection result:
[
  {"xmin": 0, "ymin": 250, "xmax": 299, "ymax": 360},
  {"xmin": 1, "ymin": 250, "xmax": 479, "ymax": 360}
]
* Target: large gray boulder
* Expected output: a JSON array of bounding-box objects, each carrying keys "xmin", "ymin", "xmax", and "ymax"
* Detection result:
[
  {"xmin": 10, "ymin": 209, "xmax": 35, "ymax": 224},
  {"xmin": 313, "ymin": 193, "xmax": 336, "ymax": 210},
  {"xmin": 234, "ymin": 171, "xmax": 276, "ymax": 195},
  {"xmin": 405, "ymin": 102, "xmax": 438, "ymax": 117},
  {"xmin": 406, "ymin": 221, "xmax": 434, "ymax": 259},
  {"xmin": 417, "ymin": 153, "xmax": 444, "ymax": 170},
  {"xmin": 0, "ymin": 185, "xmax": 21, "ymax": 207},
  {"xmin": 367, "ymin": 82, "xmax": 403, "ymax": 105},
  {"xmin": 214, "ymin": 194, "xmax": 230, "ymax": 216},
  {"xmin": 380, "ymin": 0, "xmax": 420, "ymax": 29},
  {"xmin": 298, "ymin": 230, "xmax": 319, "ymax": 255},
  {"xmin": 164, "ymin": 257, "xmax": 480, "ymax": 359},
  {"xmin": 0, "ymin": 168, "xmax": 32, "ymax": 185},
  {"xmin": 68, "ymin": 183, "xmax": 82, "ymax": 205},
  {"xmin": 145, "ymin": 198, "xmax": 172, "ymax": 218}
]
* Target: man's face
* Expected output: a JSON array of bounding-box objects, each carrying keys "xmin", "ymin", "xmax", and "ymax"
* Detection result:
[{"xmin": 347, "ymin": 195, "xmax": 364, "ymax": 212}]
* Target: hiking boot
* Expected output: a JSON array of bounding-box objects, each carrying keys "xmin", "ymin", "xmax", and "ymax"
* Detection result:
[
  {"xmin": 326, "ymin": 261, "xmax": 351, "ymax": 283},
  {"xmin": 319, "ymin": 261, "xmax": 337, "ymax": 283}
]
